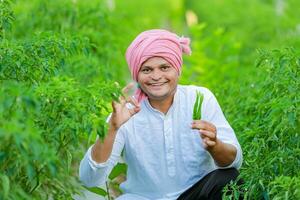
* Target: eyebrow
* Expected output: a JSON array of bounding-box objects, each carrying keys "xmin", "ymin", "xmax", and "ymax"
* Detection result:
[{"xmin": 142, "ymin": 63, "xmax": 171, "ymax": 68}]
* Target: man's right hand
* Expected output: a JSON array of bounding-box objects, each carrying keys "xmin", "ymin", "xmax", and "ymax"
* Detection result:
[
  {"xmin": 109, "ymin": 82, "xmax": 141, "ymax": 131},
  {"xmin": 91, "ymin": 83, "xmax": 140, "ymax": 163}
]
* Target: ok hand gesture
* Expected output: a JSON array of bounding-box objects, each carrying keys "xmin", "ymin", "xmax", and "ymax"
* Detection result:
[{"xmin": 109, "ymin": 82, "xmax": 141, "ymax": 131}]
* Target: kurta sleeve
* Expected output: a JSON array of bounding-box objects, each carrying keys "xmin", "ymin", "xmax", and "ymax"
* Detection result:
[
  {"xmin": 202, "ymin": 88, "xmax": 243, "ymax": 169},
  {"xmin": 79, "ymin": 127, "xmax": 125, "ymax": 187}
]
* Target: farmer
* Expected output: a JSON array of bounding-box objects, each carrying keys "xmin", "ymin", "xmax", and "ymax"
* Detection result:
[{"xmin": 79, "ymin": 29, "xmax": 243, "ymax": 200}]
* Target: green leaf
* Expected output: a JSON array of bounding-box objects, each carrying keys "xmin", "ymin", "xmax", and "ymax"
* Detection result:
[
  {"xmin": 26, "ymin": 164, "xmax": 36, "ymax": 181},
  {"xmin": 109, "ymin": 163, "xmax": 127, "ymax": 180},
  {"xmin": 1, "ymin": 174, "xmax": 10, "ymax": 199},
  {"xmin": 263, "ymin": 191, "xmax": 269, "ymax": 200},
  {"xmin": 66, "ymin": 150, "xmax": 72, "ymax": 173},
  {"xmin": 85, "ymin": 186, "xmax": 107, "ymax": 196}
]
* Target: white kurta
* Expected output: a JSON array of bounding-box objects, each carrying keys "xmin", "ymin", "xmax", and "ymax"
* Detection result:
[{"xmin": 79, "ymin": 85, "xmax": 243, "ymax": 200}]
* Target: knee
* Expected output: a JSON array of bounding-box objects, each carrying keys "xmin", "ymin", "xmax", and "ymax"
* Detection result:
[
  {"xmin": 213, "ymin": 168, "xmax": 240, "ymax": 187},
  {"xmin": 216, "ymin": 167, "xmax": 239, "ymax": 177}
]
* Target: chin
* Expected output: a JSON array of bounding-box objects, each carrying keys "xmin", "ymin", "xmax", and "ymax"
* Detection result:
[{"xmin": 147, "ymin": 92, "xmax": 171, "ymax": 100}]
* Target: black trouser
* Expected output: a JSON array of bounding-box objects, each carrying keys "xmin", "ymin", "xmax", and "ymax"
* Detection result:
[{"xmin": 177, "ymin": 168, "xmax": 243, "ymax": 200}]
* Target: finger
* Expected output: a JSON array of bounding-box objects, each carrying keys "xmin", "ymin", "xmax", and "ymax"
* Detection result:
[
  {"xmin": 206, "ymin": 140, "xmax": 216, "ymax": 147},
  {"xmin": 191, "ymin": 120, "xmax": 216, "ymax": 132},
  {"xmin": 202, "ymin": 138, "xmax": 208, "ymax": 148},
  {"xmin": 127, "ymin": 96, "xmax": 140, "ymax": 108},
  {"xmin": 199, "ymin": 129, "xmax": 216, "ymax": 140},
  {"xmin": 134, "ymin": 106, "xmax": 141, "ymax": 113},
  {"xmin": 200, "ymin": 120, "xmax": 217, "ymax": 132},
  {"xmin": 202, "ymin": 137, "xmax": 215, "ymax": 148},
  {"xmin": 118, "ymin": 95, "xmax": 126, "ymax": 105},
  {"xmin": 191, "ymin": 120, "xmax": 209, "ymax": 130},
  {"xmin": 191, "ymin": 120, "xmax": 204, "ymax": 129},
  {"xmin": 112, "ymin": 101, "xmax": 117, "ymax": 112},
  {"xmin": 122, "ymin": 82, "xmax": 135, "ymax": 97},
  {"xmin": 129, "ymin": 106, "xmax": 141, "ymax": 115}
]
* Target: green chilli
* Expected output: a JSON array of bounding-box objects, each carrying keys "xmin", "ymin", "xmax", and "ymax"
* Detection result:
[{"xmin": 193, "ymin": 90, "xmax": 204, "ymax": 120}]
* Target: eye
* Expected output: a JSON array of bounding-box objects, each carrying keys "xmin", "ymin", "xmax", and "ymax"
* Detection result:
[
  {"xmin": 161, "ymin": 66, "xmax": 170, "ymax": 71},
  {"xmin": 141, "ymin": 68, "xmax": 151, "ymax": 73}
]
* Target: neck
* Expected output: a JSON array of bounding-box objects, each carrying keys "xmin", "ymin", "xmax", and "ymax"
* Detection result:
[{"xmin": 148, "ymin": 93, "xmax": 176, "ymax": 114}]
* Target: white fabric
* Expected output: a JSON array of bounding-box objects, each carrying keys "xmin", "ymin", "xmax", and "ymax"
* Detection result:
[{"xmin": 79, "ymin": 85, "xmax": 243, "ymax": 200}]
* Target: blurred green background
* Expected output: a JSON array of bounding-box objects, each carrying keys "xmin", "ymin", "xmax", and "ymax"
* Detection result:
[{"xmin": 1, "ymin": 0, "xmax": 299, "ymax": 199}]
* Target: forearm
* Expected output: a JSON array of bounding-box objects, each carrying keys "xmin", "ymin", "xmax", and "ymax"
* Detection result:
[
  {"xmin": 79, "ymin": 146, "xmax": 110, "ymax": 187},
  {"xmin": 207, "ymin": 139, "xmax": 237, "ymax": 167},
  {"xmin": 79, "ymin": 125, "xmax": 124, "ymax": 187},
  {"xmin": 91, "ymin": 126, "xmax": 118, "ymax": 163}
]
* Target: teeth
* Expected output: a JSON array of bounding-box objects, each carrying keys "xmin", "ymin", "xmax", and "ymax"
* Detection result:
[
  {"xmin": 151, "ymin": 83, "xmax": 163, "ymax": 86},
  {"xmin": 150, "ymin": 82, "xmax": 165, "ymax": 86}
]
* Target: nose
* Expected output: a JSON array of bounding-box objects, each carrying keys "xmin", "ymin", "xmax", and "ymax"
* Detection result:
[{"xmin": 150, "ymin": 69, "xmax": 162, "ymax": 80}]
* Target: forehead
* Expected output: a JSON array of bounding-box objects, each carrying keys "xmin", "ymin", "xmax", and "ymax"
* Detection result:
[{"xmin": 141, "ymin": 57, "xmax": 171, "ymax": 68}]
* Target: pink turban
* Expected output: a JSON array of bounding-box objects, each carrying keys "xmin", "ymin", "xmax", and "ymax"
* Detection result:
[{"xmin": 125, "ymin": 29, "xmax": 192, "ymax": 102}]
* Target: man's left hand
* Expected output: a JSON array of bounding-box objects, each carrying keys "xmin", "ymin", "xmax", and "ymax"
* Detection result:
[{"xmin": 191, "ymin": 120, "xmax": 219, "ymax": 149}]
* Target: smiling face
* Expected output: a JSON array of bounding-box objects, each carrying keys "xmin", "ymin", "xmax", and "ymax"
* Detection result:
[{"xmin": 137, "ymin": 57, "xmax": 179, "ymax": 102}]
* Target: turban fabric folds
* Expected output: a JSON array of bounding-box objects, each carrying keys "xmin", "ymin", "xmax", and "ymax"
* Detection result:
[{"xmin": 125, "ymin": 29, "xmax": 192, "ymax": 102}]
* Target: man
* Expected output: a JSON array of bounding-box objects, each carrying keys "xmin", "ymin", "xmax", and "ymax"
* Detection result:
[{"xmin": 79, "ymin": 29, "xmax": 243, "ymax": 200}]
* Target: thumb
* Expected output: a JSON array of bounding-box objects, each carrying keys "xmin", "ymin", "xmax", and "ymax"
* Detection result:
[
  {"xmin": 133, "ymin": 106, "xmax": 141, "ymax": 114},
  {"xmin": 112, "ymin": 101, "xmax": 117, "ymax": 113}
]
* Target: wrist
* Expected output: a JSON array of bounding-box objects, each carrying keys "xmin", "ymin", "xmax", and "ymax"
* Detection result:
[
  {"xmin": 108, "ymin": 124, "xmax": 119, "ymax": 134},
  {"xmin": 207, "ymin": 139, "xmax": 222, "ymax": 153}
]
